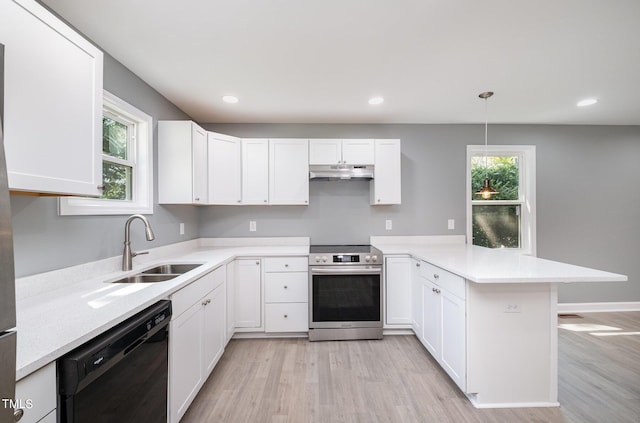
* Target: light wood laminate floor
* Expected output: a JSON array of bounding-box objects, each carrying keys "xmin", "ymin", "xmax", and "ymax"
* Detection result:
[{"xmin": 182, "ymin": 312, "xmax": 640, "ymax": 423}]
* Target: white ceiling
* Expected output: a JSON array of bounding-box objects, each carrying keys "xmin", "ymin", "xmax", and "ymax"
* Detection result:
[{"xmin": 42, "ymin": 0, "xmax": 640, "ymax": 125}]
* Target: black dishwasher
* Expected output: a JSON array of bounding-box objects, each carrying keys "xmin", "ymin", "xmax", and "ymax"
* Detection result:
[{"xmin": 58, "ymin": 300, "xmax": 171, "ymax": 423}]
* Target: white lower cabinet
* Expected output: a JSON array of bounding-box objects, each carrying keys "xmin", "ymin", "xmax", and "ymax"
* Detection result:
[
  {"xmin": 225, "ymin": 261, "xmax": 236, "ymax": 342},
  {"xmin": 384, "ymin": 256, "xmax": 412, "ymax": 326},
  {"xmin": 13, "ymin": 362, "xmax": 56, "ymax": 423},
  {"xmin": 410, "ymin": 258, "xmax": 423, "ymax": 336},
  {"xmin": 169, "ymin": 266, "xmax": 226, "ymax": 423},
  {"xmin": 418, "ymin": 260, "xmax": 467, "ymax": 391},
  {"xmin": 264, "ymin": 257, "xmax": 309, "ymax": 333},
  {"xmin": 233, "ymin": 259, "xmax": 263, "ymax": 331}
]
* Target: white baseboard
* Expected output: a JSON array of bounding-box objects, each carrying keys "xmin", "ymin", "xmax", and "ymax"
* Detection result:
[{"xmin": 558, "ymin": 302, "xmax": 640, "ymax": 313}]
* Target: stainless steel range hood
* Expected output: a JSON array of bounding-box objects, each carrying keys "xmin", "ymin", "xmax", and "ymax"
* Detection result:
[{"xmin": 309, "ymin": 164, "xmax": 374, "ymax": 180}]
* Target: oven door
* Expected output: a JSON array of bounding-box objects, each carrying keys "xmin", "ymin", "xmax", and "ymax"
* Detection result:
[{"xmin": 309, "ymin": 266, "xmax": 382, "ymax": 329}]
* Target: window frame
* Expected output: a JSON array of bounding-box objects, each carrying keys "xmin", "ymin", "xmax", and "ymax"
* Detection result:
[
  {"xmin": 58, "ymin": 90, "xmax": 153, "ymax": 215},
  {"xmin": 466, "ymin": 145, "xmax": 536, "ymax": 256}
]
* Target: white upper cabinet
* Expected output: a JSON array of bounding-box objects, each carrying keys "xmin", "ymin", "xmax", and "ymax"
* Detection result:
[
  {"xmin": 309, "ymin": 139, "xmax": 374, "ymax": 165},
  {"xmin": 370, "ymin": 139, "xmax": 401, "ymax": 205},
  {"xmin": 208, "ymin": 132, "xmax": 241, "ymax": 204},
  {"xmin": 0, "ymin": 0, "xmax": 103, "ymax": 196},
  {"xmin": 158, "ymin": 121, "xmax": 208, "ymax": 204},
  {"xmin": 269, "ymin": 139, "xmax": 309, "ymax": 205},
  {"xmin": 241, "ymin": 139, "xmax": 269, "ymax": 205}
]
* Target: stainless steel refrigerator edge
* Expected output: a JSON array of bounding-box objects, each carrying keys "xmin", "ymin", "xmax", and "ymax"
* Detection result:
[{"xmin": 0, "ymin": 42, "xmax": 18, "ymax": 423}]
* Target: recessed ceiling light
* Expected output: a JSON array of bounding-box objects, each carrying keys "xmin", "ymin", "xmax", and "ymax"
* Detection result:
[
  {"xmin": 368, "ymin": 96, "xmax": 384, "ymax": 105},
  {"xmin": 577, "ymin": 98, "xmax": 597, "ymax": 107},
  {"xmin": 222, "ymin": 95, "xmax": 239, "ymax": 104}
]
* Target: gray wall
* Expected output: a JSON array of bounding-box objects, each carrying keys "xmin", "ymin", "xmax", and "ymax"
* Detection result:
[
  {"xmin": 10, "ymin": 54, "xmax": 200, "ymax": 277},
  {"xmin": 202, "ymin": 123, "xmax": 640, "ymax": 304}
]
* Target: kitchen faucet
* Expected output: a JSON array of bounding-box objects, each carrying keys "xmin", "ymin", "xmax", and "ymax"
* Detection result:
[{"xmin": 122, "ymin": 214, "xmax": 155, "ymax": 271}]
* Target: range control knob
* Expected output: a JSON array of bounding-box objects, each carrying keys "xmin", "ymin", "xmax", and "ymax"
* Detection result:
[
  {"xmin": 322, "ymin": 256, "xmax": 328, "ymax": 263},
  {"xmin": 364, "ymin": 255, "xmax": 371, "ymax": 263},
  {"xmin": 315, "ymin": 256, "xmax": 321, "ymax": 263},
  {"xmin": 371, "ymin": 255, "xmax": 378, "ymax": 262}
]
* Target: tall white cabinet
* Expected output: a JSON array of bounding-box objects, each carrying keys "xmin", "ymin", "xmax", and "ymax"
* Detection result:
[
  {"xmin": 370, "ymin": 139, "xmax": 401, "ymax": 205},
  {"xmin": 241, "ymin": 138, "xmax": 269, "ymax": 204},
  {"xmin": 158, "ymin": 121, "xmax": 209, "ymax": 204},
  {"xmin": 269, "ymin": 139, "xmax": 309, "ymax": 205},
  {"xmin": 208, "ymin": 132, "xmax": 241, "ymax": 204},
  {"xmin": 1, "ymin": 0, "xmax": 103, "ymax": 196}
]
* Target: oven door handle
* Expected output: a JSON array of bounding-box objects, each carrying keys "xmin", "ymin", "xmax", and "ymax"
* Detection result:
[{"xmin": 310, "ymin": 267, "xmax": 382, "ymax": 274}]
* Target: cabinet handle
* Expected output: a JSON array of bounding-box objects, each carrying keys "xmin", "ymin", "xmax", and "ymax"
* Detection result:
[
  {"xmin": 97, "ymin": 185, "xmax": 105, "ymax": 191},
  {"xmin": 432, "ymin": 288, "xmax": 441, "ymax": 294},
  {"xmin": 194, "ymin": 197, "xmax": 200, "ymax": 201},
  {"xmin": 237, "ymin": 200, "xmax": 241, "ymax": 203},
  {"xmin": 284, "ymin": 264, "xmax": 289, "ymax": 267},
  {"xmin": 14, "ymin": 409, "xmax": 24, "ymax": 421},
  {"xmin": 433, "ymin": 274, "xmax": 439, "ymax": 280},
  {"xmin": 256, "ymin": 261, "xmax": 260, "ymax": 265},
  {"xmin": 283, "ymin": 285, "xmax": 288, "ymax": 289},
  {"xmin": 284, "ymin": 314, "xmax": 288, "ymax": 318},
  {"xmin": 377, "ymin": 199, "xmax": 381, "ymax": 202},
  {"xmin": 416, "ymin": 263, "xmax": 420, "ymax": 267},
  {"xmin": 264, "ymin": 200, "xmax": 268, "ymax": 203}
]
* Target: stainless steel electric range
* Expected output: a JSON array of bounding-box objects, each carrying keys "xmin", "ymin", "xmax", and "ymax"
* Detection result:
[{"xmin": 308, "ymin": 245, "xmax": 383, "ymax": 341}]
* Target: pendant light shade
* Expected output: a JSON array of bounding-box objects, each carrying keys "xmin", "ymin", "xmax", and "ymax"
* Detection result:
[{"xmin": 474, "ymin": 91, "xmax": 499, "ymax": 198}]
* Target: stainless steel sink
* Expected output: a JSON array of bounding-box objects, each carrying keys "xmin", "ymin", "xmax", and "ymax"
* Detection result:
[
  {"xmin": 111, "ymin": 274, "xmax": 178, "ymax": 284},
  {"xmin": 141, "ymin": 263, "xmax": 203, "ymax": 275},
  {"xmin": 110, "ymin": 263, "xmax": 204, "ymax": 283}
]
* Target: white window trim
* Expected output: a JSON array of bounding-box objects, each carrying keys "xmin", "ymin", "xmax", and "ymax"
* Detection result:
[
  {"xmin": 59, "ymin": 90, "xmax": 153, "ymax": 215},
  {"xmin": 466, "ymin": 145, "xmax": 536, "ymax": 256}
]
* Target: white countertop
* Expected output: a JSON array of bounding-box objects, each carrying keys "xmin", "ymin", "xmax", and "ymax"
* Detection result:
[
  {"xmin": 375, "ymin": 242, "xmax": 628, "ymax": 284},
  {"xmin": 15, "ymin": 243, "xmax": 309, "ymax": 380}
]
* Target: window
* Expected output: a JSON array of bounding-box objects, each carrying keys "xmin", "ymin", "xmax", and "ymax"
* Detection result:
[
  {"xmin": 59, "ymin": 91, "xmax": 153, "ymax": 215},
  {"xmin": 466, "ymin": 145, "xmax": 536, "ymax": 255}
]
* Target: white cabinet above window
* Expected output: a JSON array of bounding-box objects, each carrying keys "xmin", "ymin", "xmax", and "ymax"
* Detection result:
[
  {"xmin": 309, "ymin": 139, "xmax": 374, "ymax": 165},
  {"xmin": 1, "ymin": 0, "xmax": 103, "ymax": 196}
]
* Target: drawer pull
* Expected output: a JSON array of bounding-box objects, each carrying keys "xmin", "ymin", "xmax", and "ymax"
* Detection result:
[
  {"xmin": 284, "ymin": 263, "xmax": 289, "ymax": 267},
  {"xmin": 283, "ymin": 285, "xmax": 288, "ymax": 289},
  {"xmin": 433, "ymin": 274, "xmax": 439, "ymax": 280},
  {"xmin": 256, "ymin": 261, "xmax": 260, "ymax": 265},
  {"xmin": 14, "ymin": 409, "xmax": 24, "ymax": 421},
  {"xmin": 284, "ymin": 314, "xmax": 288, "ymax": 318},
  {"xmin": 432, "ymin": 287, "xmax": 441, "ymax": 294}
]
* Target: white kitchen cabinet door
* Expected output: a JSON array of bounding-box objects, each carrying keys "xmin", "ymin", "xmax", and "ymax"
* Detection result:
[
  {"xmin": 440, "ymin": 289, "xmax": 466, "ymax": 391},
  {"xmin": 309, "ymin": 139, "xmax": 342, "ymax": 165},
  {"xmin": 269, "ymin": 139, "xmax": 309, "ymax": 205},
  {"xmin": 411, "ymin": 259, "xmax": 423, "ymax": 336},
  {"xmin": 203, "ymin": 283, "xmax": 226, "ymax": 376},
  {"xmin": 225, "ymin": 261, "xmax": 236, "ymax": 342},
  {"xmin": 242, "ymin": 139, "xmax": 269, "ymax": 204},
  {"xmin": 208, "ymin": 132, "xmax": 241, "ymax": 204},
  {"xmin": 265, "ymin": 303, "xmax": 308, "ymax": 333},
  {"xmin": 385, "ymin": 256, "xmax": 412, "ymax": 326},
  {"xmin": 158, "ymin": 121, "xmax": 208, "ymax": 204},
  {"xmin": 370, "ymin": 139, "xmax": 401, "ymax": 205},
  {"xmin": 14, "ymin": 362, "xmax": 56, "ymax": 423},
  {"xmin": 1, "ymin": 0, "xmax": 103, "ymax": 196},
  {"xmin": 169, "ymin": 302, "xmax": 203, "ymax": 423},
  {"xmin": 234, "ymin": 259, "xmax": 263, "ymax": 330},
  {"xmin": 421, "ymin": 279, "xmax": 441, "ymax": 358},
  {"xmin": 342, "ymin": 139, "xmax": 374, "ymax": 165}
]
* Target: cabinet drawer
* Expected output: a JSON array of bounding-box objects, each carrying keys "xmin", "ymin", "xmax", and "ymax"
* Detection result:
[
  {"xmin": 265, "ymin": 272, "xmax": 308, "ymax": 303},
  {"xmin": 15, "ymin": 362, "xmax": 56, "ymax": 423},
  {"xmin": 171, "ymin": 267, "xmax": 223, "ymax": 317},
  {"xmin": 263, "ymin": 257, "xmax": 308, "ymax": 272},
  {"xmin": 265, "ymin": 303, "xmax": 309, "ymax": 332},
  {"xmin": 420, "ymin": 261, "xmax": 466, "ymax": 300}
]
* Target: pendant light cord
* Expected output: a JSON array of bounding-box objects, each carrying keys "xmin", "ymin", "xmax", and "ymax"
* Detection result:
[{"xmin": 484, "ymin": 96, "xmax": 489, "ymax": 178}]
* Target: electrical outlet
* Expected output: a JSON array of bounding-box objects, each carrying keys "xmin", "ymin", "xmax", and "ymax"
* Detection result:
[
  {"xmin": 448, "ymin": 219, "xmax": 455, "ymax": 230},
  {"xmin": 385, "ymin": 220, "xmax": 392, "ymax": 230},
  {"xmin": 179, "ymin": 223, "xmax": 185, "ymax": 235},
  {"xmin": 249, "ymin": 221, "xmax": 257, "ymax": 232},
  {"xmin": 504, "ymin": 304, "xmax": 522, "ymax": 313}
]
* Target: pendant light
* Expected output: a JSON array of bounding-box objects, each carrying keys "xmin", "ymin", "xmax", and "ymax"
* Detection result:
[{"xmin": 475, "ymin": 91, "xmax": 499, "ymax": 199}]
